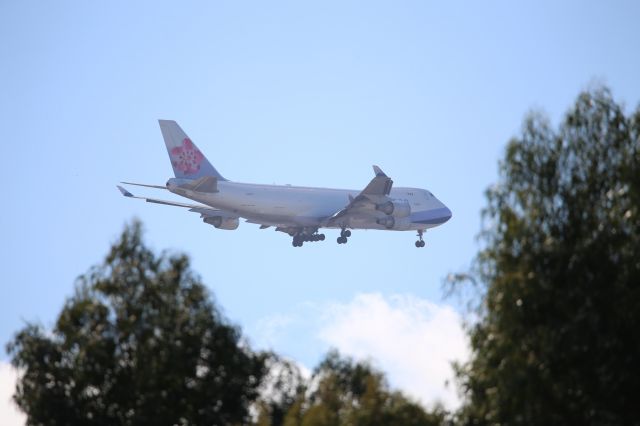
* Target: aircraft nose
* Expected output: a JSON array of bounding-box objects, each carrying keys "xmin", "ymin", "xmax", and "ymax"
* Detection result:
[
  {"xmin": 443, "ymin": 206, "xmax": 452, "ymax": 222},
  {"xmin": 439, "ymin": 202, "xmax": 452, "ymax": 223}
]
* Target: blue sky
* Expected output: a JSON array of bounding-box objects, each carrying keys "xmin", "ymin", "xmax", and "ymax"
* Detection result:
[{"xmin": 1, "ymin": 0, "xmax": 639, "ymax": 414}]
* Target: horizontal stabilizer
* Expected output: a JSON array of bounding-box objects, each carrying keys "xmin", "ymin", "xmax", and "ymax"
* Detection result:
[
  {"xmin": 177, "ymin": 176, "xmax": 219, "ymax": 193},
  {"xmin": 120, "ymin": 181, "xmax": 167, "ymax": 190}
]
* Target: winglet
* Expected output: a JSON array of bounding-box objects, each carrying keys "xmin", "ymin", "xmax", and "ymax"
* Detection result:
[
  {"xmin": 117, "ymin": 185, "xmax": 134, "ymax": 197},
  {"xmin": 373, "ymin": 165, "xmax": 387, "ymax": 177}
]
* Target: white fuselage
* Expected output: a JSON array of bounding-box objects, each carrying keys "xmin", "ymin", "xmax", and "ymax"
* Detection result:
[
  {"xmin": 119, "ymin": 120, "xmax": 452, "ymax": 246},
  {"xmin": 167, "ymin": 179, "xmax": 451, "ymax": 232}
]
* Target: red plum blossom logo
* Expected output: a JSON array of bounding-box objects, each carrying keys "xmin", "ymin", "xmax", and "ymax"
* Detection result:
[{"xmin": 171, "ymin": 138, "xmax": 204, "ymax": 175}]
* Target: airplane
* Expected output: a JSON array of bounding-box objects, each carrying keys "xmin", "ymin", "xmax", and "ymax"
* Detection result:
[{"xmin": 117, "ymin": 120, "xmax": 452, "ymax": 248}]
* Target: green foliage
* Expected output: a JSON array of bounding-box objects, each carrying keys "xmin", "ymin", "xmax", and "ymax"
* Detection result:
[
  {"xmin": 7, "ymin": 221, "xmax": 445, "ymax": 425},
  {"xmin": 7, "ymin": 220, "xmax": 265, "ymax": 426},
  {"xmin": 280, "ymin": 351, "xmax": 448, "ymax": 426},
  {"xmin": 455, "ymin": 87, "xmax": 640, "ymax": 424}
]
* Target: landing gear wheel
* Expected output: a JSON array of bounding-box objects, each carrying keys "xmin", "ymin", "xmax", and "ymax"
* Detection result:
[
  {"xmin": 343, "ymin": 230, "xmax": 351, "ymax": 238},
  {"xmin": 415, "ymin": 241, "xmax": 421, "ymax": 248},
  {"xmin": 337, "ymin": 236, "xmax": 347, "ymax": 244},
  {"xmin": 415, "ymin": 230, "xmax": 426, "ymax": 248},
  {"xmin": 292, "ymin": 231, "xmax": 326, "ymax": 246}
]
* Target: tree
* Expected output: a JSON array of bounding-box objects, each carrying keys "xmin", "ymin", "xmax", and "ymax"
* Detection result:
[
  {"xmin": 281, "ymin": 351, "xmax": 447, "ymax": 426},
  {"xmin": 454, "ymin": 87, "xmax": 640, "ymax": 424},
  {"xmin": 7, "ymin": 220, "xmax": 265, "ymax": 425},
  {"xmin": 254, "ymin": 353, "xmax": 307, "ymax": 426}
]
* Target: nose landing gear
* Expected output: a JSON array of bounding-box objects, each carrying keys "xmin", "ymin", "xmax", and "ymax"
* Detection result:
[
  {"xmin": 337, "ymin": 228, "xmax": 351, "ymax": 244},
  {"xmin": 415, "ymin": 230, "xmax": 426, "ymax": 248}
]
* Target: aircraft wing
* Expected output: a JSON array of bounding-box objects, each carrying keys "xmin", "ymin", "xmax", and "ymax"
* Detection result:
[
  {"xmin": 116, "ymin": 185, "xmax": 234, "ymax": 219},
  {"xmin": 324, "ymin": 165, "xmax": 393, "ymax": 226},
  {"xmin": 361, "ymin": 165, "xmax": 394, "ymax": 199}
]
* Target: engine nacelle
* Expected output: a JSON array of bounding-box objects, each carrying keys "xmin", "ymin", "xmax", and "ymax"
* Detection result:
[
  {"xmin": 203, "ymin": 216, "xmax": 239, "ymax": 230},
  {"xmin": 375, "ymin": 199, "xmax": 411, "ymax": 218},
  {"xmin": 376, "ymin": 216, "xmax": 395, "ymax": 229},
  {"xmin": 376, "ymin": 216, "xmax": 412, "ymax": 230}
]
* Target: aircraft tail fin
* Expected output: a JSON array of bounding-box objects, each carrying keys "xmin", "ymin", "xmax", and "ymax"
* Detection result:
[{"xmin": 158, "ymin": 120, "xmax": 227, "ymax": 181}]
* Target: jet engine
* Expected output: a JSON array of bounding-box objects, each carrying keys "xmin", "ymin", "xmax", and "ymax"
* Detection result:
[
  {"xmin": 376, "ymin": 216, "xmax": 395, "ymax": 229},
  {"xmin": 375, "ymin": 199, "xmax": 411, "ymax": 217},
  {"xmin": 376, "ymin": 216, "xmax": 412, "ymax": 230},
  {"xmin": 203, "ymin": 216, "xmax": 239, "ymax": 230}
]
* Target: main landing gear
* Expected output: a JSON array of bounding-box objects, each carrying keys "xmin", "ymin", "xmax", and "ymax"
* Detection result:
[
  {"xmin": 292, "ymin": 232, "xmax": 325, "ymax": 247},
  {"xmin": 415, "ymin": 230, "xmax": 426, "ymax": 248},
  {"xmin": 337, "ymin": 228, "xmax": 351, "ymax": 244}
]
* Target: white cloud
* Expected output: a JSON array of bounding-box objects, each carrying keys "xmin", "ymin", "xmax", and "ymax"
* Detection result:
[
  {"xmin": 0, "ymin": 362, "xmax": 25, "ymax": 426},
  {"xmin": 318, "ymin": 293, "xmax": 469, "ymax": 410},
  {"xmin": 253, "ymin": 313, "xmax": 295, "ymax": 348}
]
